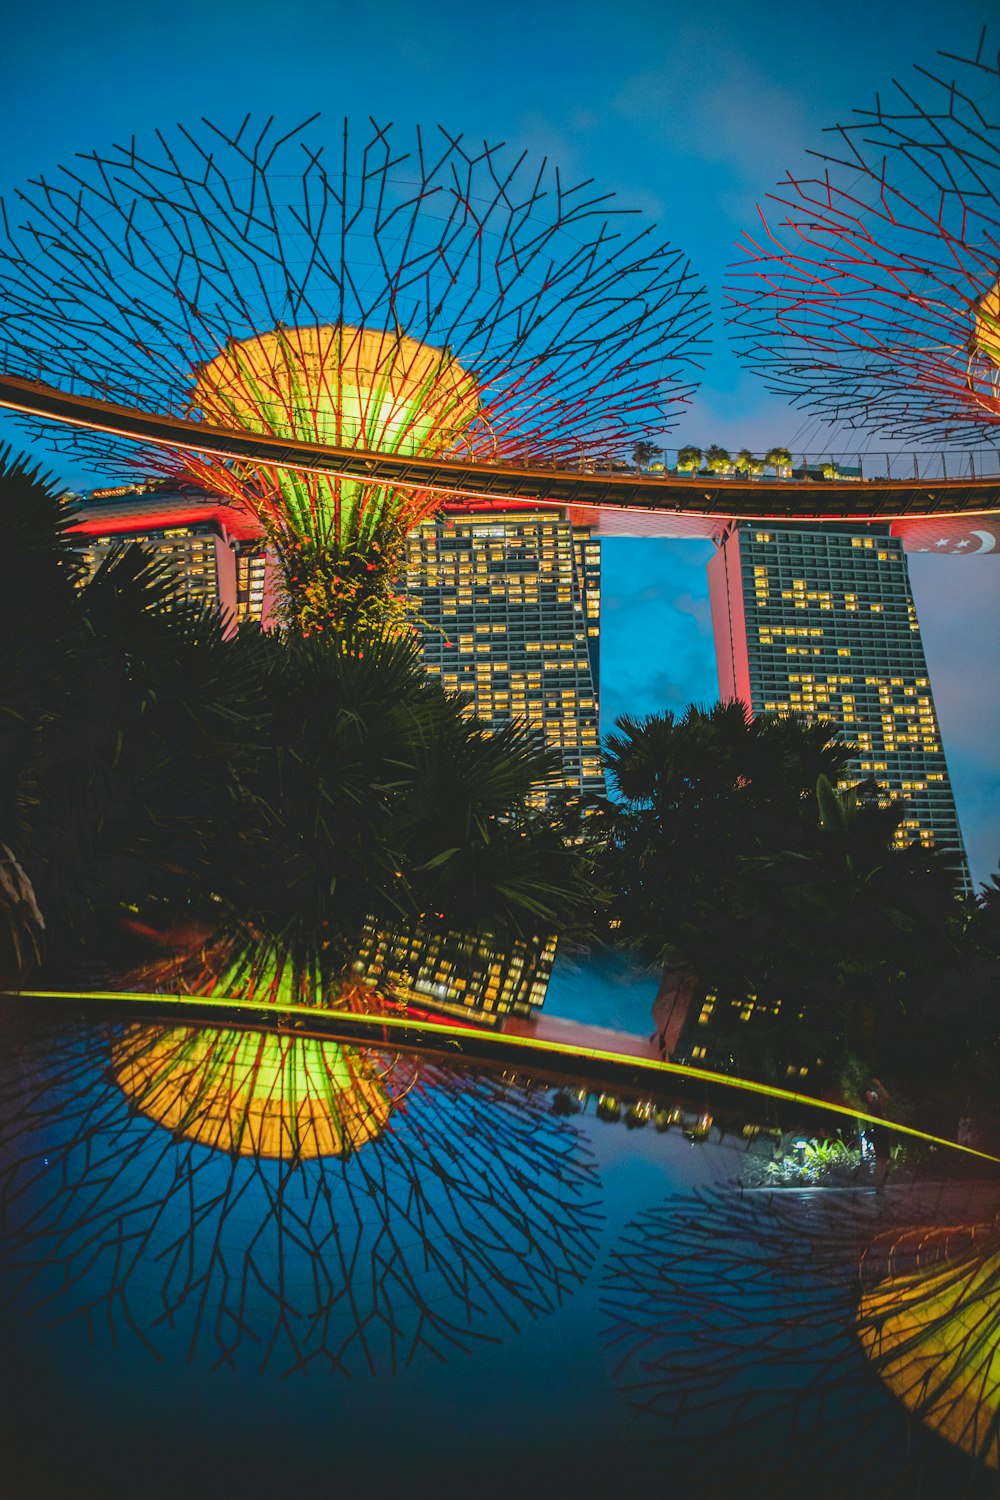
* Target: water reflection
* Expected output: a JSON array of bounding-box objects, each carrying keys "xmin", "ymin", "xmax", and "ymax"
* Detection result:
[
  {"xmin": 858, "ymin": 1220, "xmax": 1000, "ymax": 1469},
  {"xmin": 5, "ymin": 1007, "xmax": 1000, "ymax": 1491},
  {"xmin": 0, "ymin": 1018, "xmax": 603, "ymax": 1376},
  {"xmin": 113, "ymin": 1024, "xmax": 415, "ymax": 1158},
  {"xmin": 601, "ymin": 1183, "xmax": 1000, "ymax": 1490}
]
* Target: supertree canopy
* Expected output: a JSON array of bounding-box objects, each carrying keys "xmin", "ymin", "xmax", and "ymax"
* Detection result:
[
  {"xmin": 726, "ymin": 31, "xmax": 1000, "ymax": 446},
  {"xmin": 0, "ymin": 115, "xmax": 709, "ymax": 629},
  {"xmin": 858, "ymin": 1220, "xmax": 1000, "ymax": 1469},
  {"xmin": 601, "ymin": 1182, "xmax": 1000, "ymax": 1489}
]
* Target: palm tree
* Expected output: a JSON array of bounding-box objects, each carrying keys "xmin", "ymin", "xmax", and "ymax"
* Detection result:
[
  {"xmin": 676, "ymin": 445, "xmax": 703, "ymax": 474},
  {"xmin": 0, "ymin": 450, "xmax": 265, "ymax": 979},
  {"xmin": 734, "ymin": 449, "xmax": 763, "ymax": 478},
  {"xmin": 632, "ymin": 440, "xmax": 662, "ymax": 472},
  {"xmin": 602, "ymin": 708, "xmax": 965, "ymax": 1087},
  {"xmin": 737, "ymin": 774, "xmax": 964, "ymax": 1084},
  {"xmin": 601, "ymin": 701, "xmax": 853, "ymax": 987},
  {"xmin": 704, "ymin": 444, "xmax": 732, "ymax": 475},
  {"xmin": 129, "ymin": 628, "xmax": 601, "ymax": 1006},
  {"xmin": 0, "ymin": 451, "xmax": 600, "ymax": 997},
  {"xmin": 764, "ymin": 446, "xmax": 793, "ymax": 477},
  {"xmin": 0, "ymin": 450, "xmax": 82, "ymax": 974}
]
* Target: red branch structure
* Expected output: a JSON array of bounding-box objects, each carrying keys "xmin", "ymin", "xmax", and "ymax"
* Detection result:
[{"xmin": 726, "ymin": 30, "xmax": 1000, "ymax": 447}]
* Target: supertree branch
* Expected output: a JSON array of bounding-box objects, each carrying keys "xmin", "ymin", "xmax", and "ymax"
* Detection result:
[
  {"xmin": 0, "ymin": 117, "xmax": 709, "ymax": 630},
  {"xmin": 601, "ymin": 1181, "xmax": 1000, "ymax": 1485},
  {"xmin": 725, "ymin": 32, "xmax": 1000, "ymax": 444},
  {"xmin": 0, "ymin": 1020, "xmax": 604, "ymax": 1377}
]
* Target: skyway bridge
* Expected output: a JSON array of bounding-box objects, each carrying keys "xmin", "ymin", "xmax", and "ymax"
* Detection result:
[{"xmin": 1, "ymin": 373, "xmax": 998, "ymax": 554}]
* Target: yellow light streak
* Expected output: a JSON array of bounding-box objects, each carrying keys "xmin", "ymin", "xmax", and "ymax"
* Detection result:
[{"xmin": 5, "ymin": 987, "xmax": 999, "ymax": 1166}]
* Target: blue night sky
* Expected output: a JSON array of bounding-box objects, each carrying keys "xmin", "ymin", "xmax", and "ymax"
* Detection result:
[{"xmin": 2, "ymin": 0, "xmax": 997, "ymax": 884}]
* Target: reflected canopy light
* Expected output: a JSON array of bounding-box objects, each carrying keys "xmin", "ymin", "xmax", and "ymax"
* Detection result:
[
  {"xmin": 113, "ymin": 1024, "xmax": 414, "ymax": 1159},
  {"xmin": 0, "ymin": 1019, "xmax": 603, "ymax": 1375},
  {"xmin": 858, "ymin": 1224, "xmax": 1000, "ymax": 1469}
]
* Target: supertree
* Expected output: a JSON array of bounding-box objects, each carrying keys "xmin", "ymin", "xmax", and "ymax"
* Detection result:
[
  {"xmin": 0, "ymin": 1014, "xmax": 603, "ymax": 1376},
  {"xmin": 601, "ymin": 1181, "xmax": 1000, "ymax": 1492},
  {"xmin": 725, "ymin": 30, "xmax": 1000, "ymax": 447},
  {"xmin": 0, "ymin": 116, "xmax": 709, "ymax": 631},
  {"xmin": 857, "ymin": 1219, "xmax": 1000, "ymax": 1470}
]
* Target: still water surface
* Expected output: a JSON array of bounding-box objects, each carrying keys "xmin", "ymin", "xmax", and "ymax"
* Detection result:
[{"xmin": 0, "ymin": 1005, "xmax": 997, "ymax": 1498}]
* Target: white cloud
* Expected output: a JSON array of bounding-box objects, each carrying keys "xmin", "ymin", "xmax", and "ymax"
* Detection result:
[{"xmin": 610, "ymin": 40, "xmax": 814, "ymax": 192}]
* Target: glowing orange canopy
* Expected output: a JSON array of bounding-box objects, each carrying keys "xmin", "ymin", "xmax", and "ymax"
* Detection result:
[{"xmin": 114, "ymin": 1024, "xmax": 412, "ymax": 1159}]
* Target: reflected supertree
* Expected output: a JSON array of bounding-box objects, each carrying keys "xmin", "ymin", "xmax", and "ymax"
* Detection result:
[
  {"xmin": 112, "ymin": 1022, "xmax": 416, "ymax": 1159},
  {"xmin": 0, "ymin": 117, "xmax": 709, "ymax": 629},
  {"xmin": 0, "ymin": 1016, "xmax": 602, "ymax": 1375},
  {"xmin": 123, "ymin": 928, "xmax": 393, "ymax": 1013},
  {"xmin": 726, "ymin": 31, "xmax": 1000, "ymax": 445},
  {"xmin": 858, "ymin": 1221, "xmax": 1000, "ymax": 1469},
  {"xmin": 601, "ymin": 1182, "xmax": 1000, "ymax": 1492}
]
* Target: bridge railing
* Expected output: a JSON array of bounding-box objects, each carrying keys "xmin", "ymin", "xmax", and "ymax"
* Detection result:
[
  {"xmin": 464, "ymin": 448, "xmax": 1000, "ymax": 482},
  {"xmin": 5, "ymin": 359, "xmax": 1000, "ymax": 483}
]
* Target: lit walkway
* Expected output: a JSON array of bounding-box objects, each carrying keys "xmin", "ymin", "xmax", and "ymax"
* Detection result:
[{"xmin": 2, "ymin": 373, "xmax": 999, "ymax": 549}]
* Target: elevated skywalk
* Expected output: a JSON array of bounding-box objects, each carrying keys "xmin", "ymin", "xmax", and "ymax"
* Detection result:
[{"xmin": 2, "ymin": 372, "xmax": 998, "ymax": 552}]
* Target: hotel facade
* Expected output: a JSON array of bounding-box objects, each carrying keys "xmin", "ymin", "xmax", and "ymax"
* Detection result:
[
  {"xmin": 404, "ymin": 509, "xmax": 604, "ymax": 806},
  {"xmin": 68, "ymin": 487, "xmax": 602, "ymax": 1022},
  {"xmin": 708, "ymin": 519, "xmax": 970, "ymax": 890}
]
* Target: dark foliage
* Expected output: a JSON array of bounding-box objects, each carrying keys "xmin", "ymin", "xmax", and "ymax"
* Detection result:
[
  {"xmin": 0, "ymin": 452, "xmax": 599, "ymax": 995},
  {"xmin": 601, "ymin": 700, "xmax": 853, "ymax": 985},
  {"xmin": 599, "ymin": 700, "xmax": 985, "ymax": 1095}
]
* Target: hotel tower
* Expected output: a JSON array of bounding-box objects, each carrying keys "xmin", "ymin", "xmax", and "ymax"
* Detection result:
[
  {"xmin": 708, "ymin": 520, "xmax": 971, "ymax": 892},
  {"xmin": 404, "ymin": 509, "xmax": 604, "ymax": 805}
]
